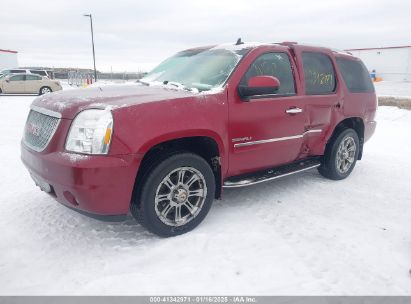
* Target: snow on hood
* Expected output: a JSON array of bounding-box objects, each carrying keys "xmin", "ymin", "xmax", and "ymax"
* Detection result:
[
  {"xmin": 31, "ymin": 84, "xmax": 202, "ymax": 119},
  {"xmin": 210, "ymin": 42, "xmax": 263, "ymax": 52}
]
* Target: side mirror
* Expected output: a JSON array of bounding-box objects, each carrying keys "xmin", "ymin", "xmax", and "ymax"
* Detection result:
[
  {"xmin": 238, "ymin": 76, "xmax": 280, "ymax": 100},
  {"xmin": 5, "ymin": 79, "xmax": 10, "ymax": 83}
]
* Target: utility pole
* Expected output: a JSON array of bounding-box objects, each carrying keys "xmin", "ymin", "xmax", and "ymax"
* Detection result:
[{"xmin": 83, "ymin": 14, "xmax": 97, "ymax": 82}]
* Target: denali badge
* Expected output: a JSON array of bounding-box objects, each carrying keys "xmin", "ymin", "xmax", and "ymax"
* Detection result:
[{"xmin": 232, "ymin": 136, "xmax": 252, "ymax": 143}]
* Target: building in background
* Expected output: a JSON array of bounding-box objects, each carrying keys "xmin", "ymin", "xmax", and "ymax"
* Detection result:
[
  {"xmin": 0, "ymin": 49, "xmax": 18, "ymax": 70},
  {"xmin": 346, "ymin": 46, "xmax": 411, "ymax": 81}
]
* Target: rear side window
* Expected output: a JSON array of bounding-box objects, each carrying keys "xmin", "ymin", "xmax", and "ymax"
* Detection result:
[
  {"xmin": 241, "ymin": 52, "xmax": 296, "ymax": 95},
  {"xmin": 11, "ymin": 70, "xmax": 24, "ymax": 73},
  {"xmin": 26, "ymin": 75, "xmax": 42, "ymax": 81},
  {"xmin": 336, "ymin": 58, "xmax": 375, "ymax": 93},
  {"xmin": 31, "ymin": 70, "xmax": 47, "ymax": 76},
  {"xmin": 302, "ymin": 52, "xmax": 336, "ymax": 95}
]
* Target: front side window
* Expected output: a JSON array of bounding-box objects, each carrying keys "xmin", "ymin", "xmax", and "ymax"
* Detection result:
[
  {"xmin": 336, "ymin": 57, "xmax": 375, "ymax": 93},
  {"xmin": 241, "ymin": 52, "xmax": 296, "ymax": 95},
  {"xmin": 10, "ymin": 75, "xmax": 25, "ymax": 81},
  {"xmin": 26, "ymin": 75, "xmax": 41, "ymax": 81},
  {"xmin": 140, "ymin": 46, "xmax": 251, "ymax": 91},
  {"xmin": 302, "ymin": 52, "xmax": 336, "ymax": 95}
]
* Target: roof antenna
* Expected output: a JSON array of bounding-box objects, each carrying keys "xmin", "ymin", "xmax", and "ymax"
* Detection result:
[{"xmin": 235, "ymin": 38, "xmax": 244, "ymax": 45}]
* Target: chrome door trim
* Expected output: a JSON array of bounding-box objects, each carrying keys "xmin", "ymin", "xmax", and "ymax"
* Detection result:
[{"xmin": 234, "ymin": 129, "xmax": 322, "ymax": 148}]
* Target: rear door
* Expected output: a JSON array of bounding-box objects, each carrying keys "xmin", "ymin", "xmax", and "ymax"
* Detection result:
[
  {"xmin": 3, "ymin": 74, "xmax": 26, "ymax": 93},
  {"xmin": 293, "ymin": 46, "xmax": 342, "ymax": 157},
  {"xmin": 25, "ymin": 74, "xmax": 43, "ymax": 93}
]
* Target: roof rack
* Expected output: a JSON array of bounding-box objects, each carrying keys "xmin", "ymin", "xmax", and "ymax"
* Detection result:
[
  {"xmin": 331, "ymin": 48, "xmax": 353, "ymax": 55},
  {"xmin": 280, "ymin": 41, "xmax": 298, "ymax": 46}
]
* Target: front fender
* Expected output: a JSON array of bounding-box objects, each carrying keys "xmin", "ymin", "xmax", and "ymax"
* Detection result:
[{"xmin": 137, "ymin": 129, "xmax": 228, "ymax": 174}]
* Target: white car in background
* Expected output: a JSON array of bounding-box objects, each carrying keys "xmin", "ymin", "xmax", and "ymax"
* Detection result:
[{"xmin": 0, "ymin": 73, "xmax": 62, "ymax": 95}]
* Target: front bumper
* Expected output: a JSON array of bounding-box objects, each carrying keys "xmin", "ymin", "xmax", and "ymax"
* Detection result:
[{"xmin": 21, "ymin": 143, "xmax": 142, "ymax": 216}]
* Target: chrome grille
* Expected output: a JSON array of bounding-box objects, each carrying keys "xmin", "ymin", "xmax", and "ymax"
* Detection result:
[{"xmin": 23, "ymin": 109, "xmax": 60, "ymax": 152}]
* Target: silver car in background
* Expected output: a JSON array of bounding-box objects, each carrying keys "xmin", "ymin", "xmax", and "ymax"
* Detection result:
[
  {"xmin": 0, "ymin": 73, "xmax": 62, "ymax": 95},
  {"xmin": 0, "ymin": 69, "xmax": 54, "ymax": 79}
]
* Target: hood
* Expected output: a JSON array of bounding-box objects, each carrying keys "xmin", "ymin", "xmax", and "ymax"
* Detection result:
[{"xmin": 31, "ymin": 84, "xmax": 202, "ymax": 119}]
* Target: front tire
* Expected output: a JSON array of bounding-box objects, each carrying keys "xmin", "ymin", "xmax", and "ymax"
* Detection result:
[
  {"xmin": 318, "ymin": 128, "xmax": 360, "ymax": 180},
  {"xmin": 131, "ymin": 152, "xmax": 216, "ymax": 237}
]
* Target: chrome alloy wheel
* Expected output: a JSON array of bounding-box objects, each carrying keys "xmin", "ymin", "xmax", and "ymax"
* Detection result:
[
  {"xmin": 154, "ymin": 167, "xmax": 207, "ymax": 227},
  {"xmin": 336, "ymin": 136, "xmax": 356, "ymax": 174}
]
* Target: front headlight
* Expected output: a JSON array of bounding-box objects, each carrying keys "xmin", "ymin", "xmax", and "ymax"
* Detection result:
[{"xmin": 65, "ymin": 109, "xmax": 113, "ymax": 154}]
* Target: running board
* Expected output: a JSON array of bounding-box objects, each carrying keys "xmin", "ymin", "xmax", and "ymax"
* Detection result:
[{"xmin": 223, "ymin": 157, "xmax": 321, "ymax": 188}]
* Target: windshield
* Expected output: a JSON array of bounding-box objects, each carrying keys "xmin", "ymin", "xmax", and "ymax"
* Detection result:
[{"xmin": 141, "ymin": 46, "xmax": 251, "ymax": 91}]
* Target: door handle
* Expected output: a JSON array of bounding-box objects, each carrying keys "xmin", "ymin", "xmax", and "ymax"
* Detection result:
[{"xmin": 286, "ymin": 107, "xmax": 303, "ymax": 114}]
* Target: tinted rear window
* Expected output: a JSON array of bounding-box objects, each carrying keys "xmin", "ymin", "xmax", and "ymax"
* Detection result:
[
  {"xmin": 336, "ymin": 57, "xmax": 375, "ymax": 93},
  {"xmin": 302, "ymin": 52, "xmax": 336, "ymax": 95}
]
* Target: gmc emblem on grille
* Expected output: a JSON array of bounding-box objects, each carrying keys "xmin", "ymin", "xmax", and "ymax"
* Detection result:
[{"xmin": 27, "ymin": 123, "xmax": 41, "ymax": 137}]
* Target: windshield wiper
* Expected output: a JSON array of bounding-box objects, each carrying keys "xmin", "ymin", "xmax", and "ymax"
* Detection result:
[
  {"xmin": 162, "ymin": 80, "xmax": 196, "ymax": 92},
  {"xmin": 137, "ymin": 79, "xmax": 150, "ymax": 86},
  {"xmin": 138, "ymin": 79, "xmax": 198, "ymax": 93}
]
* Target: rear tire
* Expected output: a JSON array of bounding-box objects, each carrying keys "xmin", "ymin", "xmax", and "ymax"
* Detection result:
[
  {"xmin": 318, "ymin": 128, "xmax": 360, "ymax": 180},
  {"xmin": 39, "ymin": 86, "xmax": 52, "ymax": 95},
  {"xmin": 131, "ymin": 152, "xmax": 216, "ymax": 237}
]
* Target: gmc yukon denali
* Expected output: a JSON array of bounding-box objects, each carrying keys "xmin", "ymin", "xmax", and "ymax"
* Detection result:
[{"xmin": 21, "ymin": 41, "xmax": 377, "ymax": 237}]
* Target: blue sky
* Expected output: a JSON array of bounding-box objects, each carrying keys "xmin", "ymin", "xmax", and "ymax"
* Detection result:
[{"xmin": 1, "ymin": 0, "xmax": 410, "ymax": 72}]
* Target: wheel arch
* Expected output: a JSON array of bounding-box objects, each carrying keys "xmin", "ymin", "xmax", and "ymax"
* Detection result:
[
  {"xmin": 327, "ymin": 117, "xmax": 365, "ymax": 159},
  {"xmin": 135, "ymin": 132, "xmax": 225, "ymax": 201},
  {"xmin": 39, "ymin": 86, "xmax": 52, "ymax": 95}
]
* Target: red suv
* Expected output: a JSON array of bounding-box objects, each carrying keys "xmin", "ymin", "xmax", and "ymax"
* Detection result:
[{"xmin": 21, "ymin": 41, "xmax": 377, "ymax": 237}]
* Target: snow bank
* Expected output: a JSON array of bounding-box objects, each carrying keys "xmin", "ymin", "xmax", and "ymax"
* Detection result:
[
  {"xmin": 375, "ymin": 81, "xmax": 411, "ymax": 98},
  {"xmin": 374, "ymin": 81, "xmax": 411, "ymax": 109}
]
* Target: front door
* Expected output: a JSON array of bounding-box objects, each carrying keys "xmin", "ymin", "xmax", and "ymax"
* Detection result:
[
  {"xmin": 3, "ymin": 74, "xmax": 26, "ymax": 93},
  {"xmin": 228, "ymin": 50, "xmax": 306, "ymax": 176}
]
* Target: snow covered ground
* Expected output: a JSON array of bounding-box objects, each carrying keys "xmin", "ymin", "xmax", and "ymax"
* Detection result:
[{"xmin": 0, "ymin": 87, "xmax": 411, "ymax": 295}]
